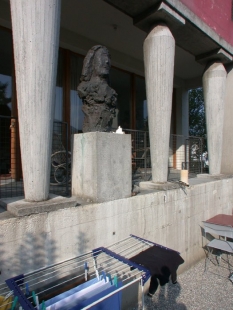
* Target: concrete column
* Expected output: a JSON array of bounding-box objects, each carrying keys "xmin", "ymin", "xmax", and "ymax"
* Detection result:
[
  {"xmin": 221, "ymin": 64, "xmax": 233, "ymax": 174},
  {"xmin": 144, "ymin": 24, "xmax": 175, "ymax": 183},
  {"xmin": 10, "ymin": 0, "xmax": 61, "ymax": 201},
  {"xmin": 203, "ymin": 62, "xmax": 226, "ymax": 175}
]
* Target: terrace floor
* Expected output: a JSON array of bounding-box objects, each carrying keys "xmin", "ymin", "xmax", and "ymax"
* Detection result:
[{"xmin": 132, "ymin": 255, "xmax": 233, "ymax": 310}]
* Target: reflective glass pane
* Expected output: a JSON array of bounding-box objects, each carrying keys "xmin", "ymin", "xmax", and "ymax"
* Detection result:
[
  {"xmin": 135, "ymin": 76, "xmax": 147, "ymax": 130},
  {"xmin": 70, "ymin": 54, "xmax": 84, "ymax": 134},
  {"xmin": 0, "ymin": 28, "xmax": 12, "ymax": 116},
  {"xmin": 0, "ymin": 28, "xmax": 13, "ymax": 177},
  {"xmin": 110, "ymin": 68, "xmax": 131, "ymax": 129},
  {"xmin": 54, "ymin": 50, "xmax": 63, "ymax": 122}
]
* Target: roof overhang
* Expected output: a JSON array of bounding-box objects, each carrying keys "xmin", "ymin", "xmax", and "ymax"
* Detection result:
[{"xmin": 104, "ymin": 0, "xmax": 233, "ymax": 65}]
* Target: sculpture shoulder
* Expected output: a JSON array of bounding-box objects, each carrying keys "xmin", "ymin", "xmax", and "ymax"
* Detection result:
[
  {"xmin": 77, "ymin": 81, "xmax": 89, "ymax": 98},
  {"xmin": 77, "ymin": 79, "xmax": 117, "ymax": 107}
]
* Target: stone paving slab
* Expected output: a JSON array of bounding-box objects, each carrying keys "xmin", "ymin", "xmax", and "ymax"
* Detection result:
[{"xmin": 131, "ymin": 255, "xmax": 233, "ymax": 309}]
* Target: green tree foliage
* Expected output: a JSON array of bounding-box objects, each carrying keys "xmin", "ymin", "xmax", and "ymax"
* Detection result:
[
  {"xmin": 0, "ymin": 81, "xmax": 11, "ymax": 105},
  {"xmin": 189, "ymin": 88, "xmax": 206, "ymax": 137},
  {"xmin": 0, "ymin": 81, "xmax": 11, "ymax": 116}
]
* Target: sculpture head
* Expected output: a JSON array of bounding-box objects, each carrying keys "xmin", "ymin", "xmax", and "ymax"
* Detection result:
[{"xmin": 80, "ymin": 45, "xmax": 111, "ymax": 82}]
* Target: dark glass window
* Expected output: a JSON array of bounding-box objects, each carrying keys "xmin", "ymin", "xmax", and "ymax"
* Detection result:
[
  {"xmin": 110, "ymin": 68, "xmax": 131, "ymax": 129},
  {"xmin": 135, "ymin": 76, "xmax": 147, "ymax": 130},
  {"xmin": 70, "ymin": 53, "xmax": 84, "ymax": 134},
  {"xmin": 54, "ymin": 50, "xmax": 64, "ymax": 122},
  {"xmin": 0, "ymin": 28, "xmax": 12, "ymax": 117}
]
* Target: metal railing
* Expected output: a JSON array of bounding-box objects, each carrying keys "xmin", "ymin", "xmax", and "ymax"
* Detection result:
[
  {"xmin": 0, "ymin": 117, "xmax": 71, "ymax": 199},
  {"xmin": 50, "ymin": 121, "xmax": 70, "ymax": 197},
  {"xmin": 123, "ymin": 129, "xmax": 151, "ymax": 183},
  {"xmin": 0, "ymin": 118, "xmax": 207, "ymax": 199},
  {"xmin": 124, "ymin": 130, "xmax": 207, "ymax": 183}
]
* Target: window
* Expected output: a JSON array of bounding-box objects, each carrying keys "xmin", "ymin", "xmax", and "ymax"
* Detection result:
[{"xmin": 110, "ymin": 68, "xmax": 131, "ymax": 129}]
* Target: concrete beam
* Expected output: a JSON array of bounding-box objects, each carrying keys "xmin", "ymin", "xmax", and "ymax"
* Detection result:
[
  {"xmin": 196, "ymin": 48, "xmax": 232, "ymax": 65},
  {"xmin": 104, "ymin": 0, "xmax": 233, "ymax": 56},
  {"xmin": 10, "ymin": 0, "xmax": 61, "ymax": 201},
  {"xmin": 221, "ymin": 64, "xmax": 233, "ymax": 174},
  {"xmin": 203, "ymin": 62, "xmax": 226, "ymax": 175},
  {"xmin": 144, "ymin": 24, "xmax": 175, "ymax": 183},
  {"xmin": 134, "ymin": 2, "xmax": 185, "ymax": 33}
]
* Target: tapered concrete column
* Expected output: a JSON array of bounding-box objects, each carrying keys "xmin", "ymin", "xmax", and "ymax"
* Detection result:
[
  {"xmin": 144, "ymin": 24, "xmax": 175, "ymax": 183},
  {"xmin": 10, "ymin": 0, "xmax": 61, "ymax": 201},
  {"xmin": 203, "ymin": 62, "xmax": 226, "ymax": 175}
]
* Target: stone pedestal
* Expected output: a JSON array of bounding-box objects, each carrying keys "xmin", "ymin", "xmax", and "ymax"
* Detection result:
[
  {"xmin": 72, "ymin": 132, "xmax": 132, "ymax": 202},
  {"xmin": 203, "ymin": 62, "xmax": 226, "ymax": 175}
]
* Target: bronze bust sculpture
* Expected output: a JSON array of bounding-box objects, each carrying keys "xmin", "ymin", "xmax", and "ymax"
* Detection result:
[{"xmin": 77, "ymin": 45, "xmax": 117, "ymax": 132}]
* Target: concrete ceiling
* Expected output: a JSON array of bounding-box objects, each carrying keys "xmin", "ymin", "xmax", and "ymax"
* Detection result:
[
  {"xmin": 60, "ymin": 0, "xmax": 205, "ymax": 81},
  {"xmin": 0, "ymin": 0, "xmax": 205, "ymax": 82}
]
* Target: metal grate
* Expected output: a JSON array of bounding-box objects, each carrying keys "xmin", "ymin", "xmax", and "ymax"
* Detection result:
[
  {"xmin": 168, "ymin": 134, "xmax": 207, "ymax": 180},
  {"xmin": 0, "ymin": 121, "xmax": 207, "ymax": 200},
  {"xmin": 123, "ymin": 129, "xmax": 151, "ymax": 183},
  {"xmin": 0, "ymin": 118, "xmax": 71, "ymax": 199},
  {"xmin": 50, "ymin": 121, "xmax": 71, "ymax": 197},
  {"xmin": 123, "ymin": 130, "xmax": 207, "ymax": 183}
]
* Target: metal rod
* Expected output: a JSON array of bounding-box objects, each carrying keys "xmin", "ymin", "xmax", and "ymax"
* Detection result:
[{"xmin": 24, "ymin": 250, "xmax": 93, "ymax": 277}]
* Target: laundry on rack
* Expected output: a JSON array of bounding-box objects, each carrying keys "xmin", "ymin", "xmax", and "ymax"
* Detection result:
[
  {"xmin": 44, "ymin": 278, "xmax": 99, "ymax": 308},
  {"xmin": 44, "ymin": 277, "xmax": 122, "ymax": 310},
  {"xmin": 40, "ymin": 276, "xmax": 89, "ymax": 302},
  {"xmin": 5, "ymin": 235, "xmax": 156, "ymax": 310},
  {"xmin": 129, "ymin": 245, "xmax": 184, "ymax": 295},
  {"xmin": 74, "ymin": 280, "xmax": 122, "ymax": 310}
]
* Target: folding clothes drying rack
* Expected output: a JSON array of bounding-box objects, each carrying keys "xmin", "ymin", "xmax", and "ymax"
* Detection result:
[{"xmin": 1, "ymin": 235, "xmax": 176, "ymax": 310}]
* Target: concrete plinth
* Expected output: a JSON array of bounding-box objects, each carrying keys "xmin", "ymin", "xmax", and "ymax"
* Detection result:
[
  {"xmin": 10, "ymin": 0, "xmax": 61, "ymax": 201},
  {"xmin": 139, "ymin": 181, "xmax": 180, "ymax": 191},
  {"xmin": 203, "ymin": 62, "xmax": 226, "ymax": 175},
  {"xmin": 0, "ymin": 195, "xmax": 79, "ymax": 217},
  {"xmin": 144, "ymin": 24, "xmax": 175, "ymax": 183},
  {"xmin": 72, "ymin": 132, "xmax": 132, "ymax": 202}
]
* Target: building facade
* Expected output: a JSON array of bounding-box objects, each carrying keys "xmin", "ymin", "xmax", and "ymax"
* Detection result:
[
  {"xmin": 1, "ymin": 0, "xmax": 233, "ymax": 202},
  {"xmin": 1, "ymin": 0, "xmax": 233, "ymax": 292}
]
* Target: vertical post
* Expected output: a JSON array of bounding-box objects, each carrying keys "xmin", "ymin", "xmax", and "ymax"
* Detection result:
[
  {"xmin": 144, "ymin": 131, "xmax": 147, "ymax": 173},
  {"xmin": 141, "ymin": 278, "xmax": 144, "ymax": 310},
  {"xmin": 144, "ymin": 24, "xmax": 175, "ymax": 183},
  {"xmin": 203, "ymin": 62, "xmax": 226, "ymax": 175},
  {"xmin": 10, "ymin": 118, "xmax": 17, "ymax": 180},
  {"xmin": 10, "ymin": 0, "xmax": 61, "ymax": 201}
]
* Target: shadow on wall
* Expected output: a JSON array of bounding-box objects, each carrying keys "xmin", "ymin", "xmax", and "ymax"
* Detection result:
[
  {"xmin": 76, "ymin": 231, "xmax": 90, "ymax": 255},
  {"xmin": 0, "ymin": 230, "xmax": 91, "ymax": 283},
  {"xmin": 0, "ymin": 232, "xmax": 58, "ymax": 282}
]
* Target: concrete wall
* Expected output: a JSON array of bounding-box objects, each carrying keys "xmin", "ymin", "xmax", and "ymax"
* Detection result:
[
  {"xmin": 179, "ymin": 0, "xmax": 233, "ymax": 47},
  {"xmin": 0, "ymin": 177, "xmax": 232, "ymax": 284}
]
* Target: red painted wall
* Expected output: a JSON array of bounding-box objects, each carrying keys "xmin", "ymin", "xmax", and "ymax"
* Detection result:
[{"xmin": 180, "ymin": 0, "xmax": 233, "ymax": 46}]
